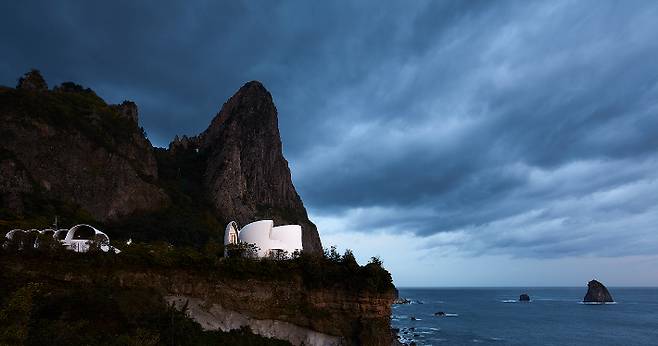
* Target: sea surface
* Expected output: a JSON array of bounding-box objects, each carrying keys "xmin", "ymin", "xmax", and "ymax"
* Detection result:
[{"xmin": 392, "ymin": 287, "xmax": 658, "ymax": 346}]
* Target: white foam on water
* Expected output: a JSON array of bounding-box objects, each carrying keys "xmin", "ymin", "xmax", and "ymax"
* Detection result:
[
  {"xmin": 501, "ymin": 300, "xmax": 517, "ymax": 303},
  {"xmin": 580, "ymin": 301, "xmax": 617, "ymax": 305},
  {"xmin": 445, "ymin": 313, "xmax": 459, "ymax": 317}
]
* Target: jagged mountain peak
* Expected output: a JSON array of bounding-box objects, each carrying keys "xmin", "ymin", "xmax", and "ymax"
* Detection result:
[
  {"xmin": 1, "ymin": 71, "xmax": 322, "ymax": 252},
  {"xmin": 200, "ymin": 81, "xmax": 322, "ymax": 253}
]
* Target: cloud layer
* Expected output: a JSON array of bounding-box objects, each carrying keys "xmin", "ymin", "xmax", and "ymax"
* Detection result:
[{"xmin": 2, "ymin": 1, "xmax": 658, "ymax": 268}]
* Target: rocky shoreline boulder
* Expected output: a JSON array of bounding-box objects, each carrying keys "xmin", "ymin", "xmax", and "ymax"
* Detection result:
[
  {"xmin": 583, "ymin": 279, "xmax": 614, "ymax": 303},
  {"xmin": 393, "ymin": 297, "xmax": 411, "ymax": 304}
]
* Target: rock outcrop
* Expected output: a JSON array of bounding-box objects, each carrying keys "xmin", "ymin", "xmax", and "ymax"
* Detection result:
[
  {"xmin": 110, "ymin": 100, "xmax": 139, "ymax": 124},
  {"xmin": 0, "ymin": 76, "xmax": 168, "ymax": 221},
  {"xmin": 519, "ymin": 293, "xmax": 530, "ymax": 301},
  {"xmin": 393, "ymin": 297, "xmax": 411, "ymax": 304},
  {"xmin": 198, "ymin": 81, "xmax": 322, "ymax": 253},
  {"xmin": 16, "ymin": 69, "xmax": 47, "ymax": 91},
  {"xmin": 1, "ymin": 71, "xmax": 322, "ymax": 253},
  {"xmin": 583, "ymin": 279, "xmax": 614, "ymax": 303}
]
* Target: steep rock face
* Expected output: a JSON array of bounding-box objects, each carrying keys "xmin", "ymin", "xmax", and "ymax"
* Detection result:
[
  {"xmin": 2, "ymin": 71, "xmax": 321, "ymax": 252},
  {"xmin": 1, "ymin": 257, "xmax": 396, "ymax": 346},
  {"xmin": 119, "ymin": 271, "xmax": 396, "ymax": 346},
  {"xmin": 110, "ymin": 100, "xmax": 139, "ymax": 124},
  {"xmin": 583, "ymin": 279, "xmax": 614, "ymax": 303},
  {"xmin": 199, "ymin": 81, "xmax": 322, "ymax": 253},
  {"xmin": 0, "ymin": 78, "xmax": 168, "ymax": 221}
]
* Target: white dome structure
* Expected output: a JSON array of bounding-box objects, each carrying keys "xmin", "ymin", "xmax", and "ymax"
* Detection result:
[
  {"xmin": 63, "ymin": 224, "xmax": 117, "ymax": 253},
  {"xmin": 4, "ymin": 229, "xmax": 39, "ymax": 249},
  {"xmin": 224, "ymin": 220, "xmax": 302, "ymax": 258},
  {"xmin": 4, "ymin": 225, "xmax": 119, "ymax": 253},
  {"xmin": 54, "ymin": 229, "xmax": 68, "ymax": 241},
  {"xmin": 5, "ymin": 229, "xmax": 25, "ymax": 239},
  {"xmin": 3, "ymin": 229, "xmax": 27, "ymax": 250},
  {"xmin": 40, "ymin": 229, "xmax": 56, "ymax": 237}
]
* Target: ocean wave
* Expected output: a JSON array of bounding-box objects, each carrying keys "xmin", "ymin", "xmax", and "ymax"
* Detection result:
[
  {"xmin": 580, "ymin": 301, "xmax": 618, "ymax": 305},
  {"xmin": 501, "ymin": 300, "xmax": 517, "ymax": 303}
]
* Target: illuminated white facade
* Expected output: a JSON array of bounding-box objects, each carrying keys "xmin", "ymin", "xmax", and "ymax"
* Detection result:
[
  {"xmin": 224, "ymin": 220, "xmax": 303, "ymax": 258},
  {"xmin": 4, "ymin": 224, "xmax": 119, "ymax": 253},
  {"xmin": 63, "ymin": 224, "xmax": 114, "ymax": 253}
]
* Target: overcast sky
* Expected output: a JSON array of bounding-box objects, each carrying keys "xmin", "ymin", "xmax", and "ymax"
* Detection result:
[{"xmin": 2, "ymin": 1, "xmax": 658, "ymax": 286}]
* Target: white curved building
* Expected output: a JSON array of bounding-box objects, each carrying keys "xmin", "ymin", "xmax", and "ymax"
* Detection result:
[
  {"xmin": 41, "ymin": 229, "xmax": 56, "ymax": 237},
  {"xmin": 54, "ymin": 229, "xmax": 68, "ymax": 241},
  {"xmin": 5, "ymin": 229, "xmax": 25, "ymax": 240},
  {"xmin": 63, "ymin": 224, "xmax": 116, "ymax": 253},
  {"xmin": 224, "ymin": 220, "xmax": 302, "ymax": 258},
  {"xmin": 4, "ymin": 224, "xmax": 119, "ymax": 253}
]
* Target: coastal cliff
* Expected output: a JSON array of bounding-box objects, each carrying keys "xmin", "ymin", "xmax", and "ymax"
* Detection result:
[
  {"xmin": 0, "ymin": 253, "xmax": 397, "ymax": 345},
  {"xmin": 0, "ymin": 69, "xmax": 395, "ymax": 345},
  {"xmin": 0, "ymin": 70, "xmax": 321, "ymax": 252}
]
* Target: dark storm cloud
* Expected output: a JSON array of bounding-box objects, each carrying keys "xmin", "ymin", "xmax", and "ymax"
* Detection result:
[{"xmin": 2, "ymin": 1, "xmax": 657, "ymax": 258}]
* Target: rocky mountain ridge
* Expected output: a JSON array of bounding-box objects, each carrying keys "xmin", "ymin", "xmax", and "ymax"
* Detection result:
[{"xmin": 0, "ymin": 70, "xmax": 322, "ymax": 252}]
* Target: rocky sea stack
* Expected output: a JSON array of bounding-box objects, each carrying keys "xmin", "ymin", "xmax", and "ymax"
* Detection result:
[
  {"xmin": 519, "ymin": 293, "xmax": 530, "ymax": 302},
  {"xmin": 583, "ymin": 280, "xmax": 614, "ymax": 303}
]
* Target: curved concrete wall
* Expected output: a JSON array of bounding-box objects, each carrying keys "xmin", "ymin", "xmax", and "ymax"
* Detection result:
[
  {"xmin": 4, "ymin": 224, "xmax": 117, "ymax": 253},
  {"xmin": 271, "ymin": 225, "xmax": 303, "ymax": 254},
  {"xmin": 238, "ymin": 220, "xmax": 274, "ymax": 257},
  {"xmin": 223, "ymin": 220, "xmax": 303, "ymax": 258},
  {"xmin": 224, "ymin": 221, "xmax": 239, "ymax": 245}
]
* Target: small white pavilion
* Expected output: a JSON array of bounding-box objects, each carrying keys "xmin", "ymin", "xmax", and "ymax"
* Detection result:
[
  {"xmin": 224, "ymin": 220, "xmax": 303, "ymax": 258},
  {"xmin": 4, "ymin": 224, "xmax": 119, "ymax": 253}
]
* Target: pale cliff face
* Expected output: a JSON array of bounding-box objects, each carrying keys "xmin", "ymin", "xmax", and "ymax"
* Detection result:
[{"xmin": 118, "ymin": 270, "xmax": 396, "ymax": 346}]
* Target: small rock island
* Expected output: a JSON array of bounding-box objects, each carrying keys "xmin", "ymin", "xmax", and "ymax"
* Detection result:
[
  {"xmin": 583, "ymin": 279, "xmax": 614, "ymax": 303},
  {"xmin": 519, "ymin": 293, "xmax": 530, "ymax": 302}
]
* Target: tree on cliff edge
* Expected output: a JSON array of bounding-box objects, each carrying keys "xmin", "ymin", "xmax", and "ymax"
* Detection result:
[{"xmin": 17, "ymin": 69, "xmax": 48, "ymax": 91}]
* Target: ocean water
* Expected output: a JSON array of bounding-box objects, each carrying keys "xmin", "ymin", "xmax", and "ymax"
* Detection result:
[{"xmin": 392, "ymin": 288, "xmax": 658, "ymax": 346}]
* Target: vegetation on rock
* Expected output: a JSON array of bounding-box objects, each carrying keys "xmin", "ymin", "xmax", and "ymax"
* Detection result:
[{"xmin": 0, "ymin": 271, "xmax": 291, "ymax": 346}]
